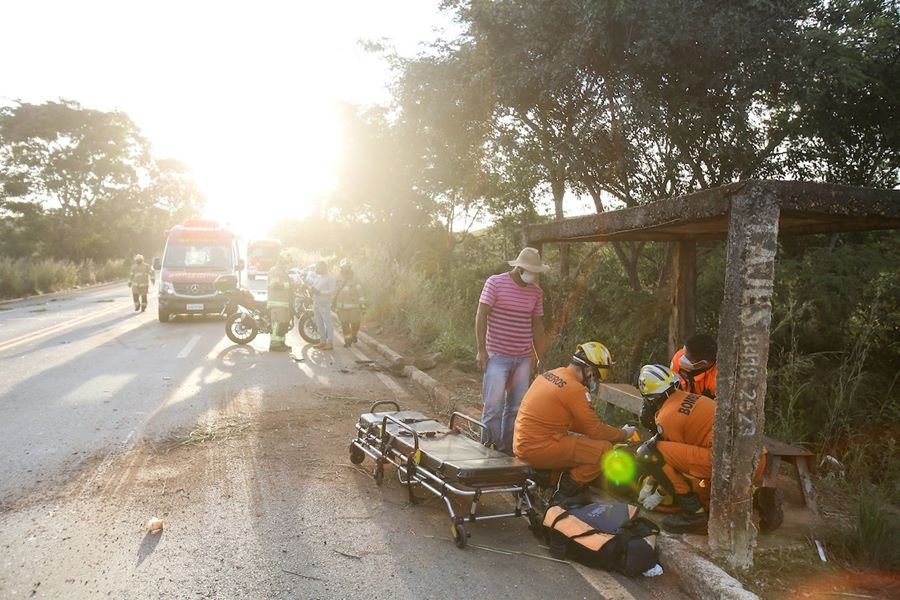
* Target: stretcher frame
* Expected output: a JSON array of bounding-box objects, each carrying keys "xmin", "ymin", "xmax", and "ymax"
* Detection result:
[{"xmin": 349, "ymin": 401, "xmax": 541, "ymax": 548}]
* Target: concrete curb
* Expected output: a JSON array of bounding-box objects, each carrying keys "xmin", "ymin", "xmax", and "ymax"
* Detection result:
[
  {"xmin": 354, "ymin": 329, "xmax": 759, "ymax": 600},
  {"xmin": 658, "ymin": 535, "xmax": 759, "ymax": 599},
  {"xmin": 0, "ymin": 279, "xmax": 127, "ymax": 306},
  {"xmin": 356, "ymin": 331, "xmax": 455, "ymax": 408}
]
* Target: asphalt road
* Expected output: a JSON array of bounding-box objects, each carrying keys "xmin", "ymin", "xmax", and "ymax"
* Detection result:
[{"xmin": 0, "ymin": 282, "xmax": 684, "ymax": 599}]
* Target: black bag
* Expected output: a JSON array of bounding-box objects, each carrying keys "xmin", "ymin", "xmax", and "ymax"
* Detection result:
[{"xmin": 543, "ymin": 496, "xmax": 659, "ymax": 577}]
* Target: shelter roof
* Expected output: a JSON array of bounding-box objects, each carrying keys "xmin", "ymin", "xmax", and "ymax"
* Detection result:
[{"xmin": 524, "ymin": 180, "xmax": 900, "ymax": 243}]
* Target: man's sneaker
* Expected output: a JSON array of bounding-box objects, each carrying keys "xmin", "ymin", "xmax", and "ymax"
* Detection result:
[
  {"xmin": 753, "ymin": 487, "xmax": 784, "ymax": 533},
  {"xmin": 134, "ymin": 304, "xmax": 140, "ymax": 311},
  {"xmin": 269, "ymin": 345, "xmax": 290, "ymax": 352},
  {"xmin": 140, "ymin": 305, "xmax": 147, "ymax": 312},
  {"xmin": 320, "ymin": 343, "xmax": 334, "ymax": 351}
]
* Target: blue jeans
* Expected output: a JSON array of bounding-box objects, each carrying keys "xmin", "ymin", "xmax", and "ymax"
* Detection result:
[
  {"xmin": 313, "ymin": 298, "xmax": 334, "ymax": 344},
  {"xmin": 481, "ymin": 353, "xmax": 532, "ymax": 454}
]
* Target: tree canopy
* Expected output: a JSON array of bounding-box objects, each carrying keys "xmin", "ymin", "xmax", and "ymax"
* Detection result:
[{"xmin": 0, "ymin": 100, "xmax": 204, "ymax": 260}]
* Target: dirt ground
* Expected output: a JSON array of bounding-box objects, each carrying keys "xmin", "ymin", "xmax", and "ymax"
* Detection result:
[{"xmin": 0, "ymin": 364, "xmax": 619, "ymax": 599}]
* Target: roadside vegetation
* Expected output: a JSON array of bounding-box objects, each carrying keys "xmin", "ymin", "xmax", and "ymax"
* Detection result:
[
  {"xmin": 272, "ymin": 0, "xmax": 899, "ymax": 579},
  {"xmin": 2, "ymin": 0, "xmax": 897, "ymax": 582},
  {"xmin": 0, "ymin": 100, "xmax": 205, "ymax": 299},
  {"xmin": 0, "ymin": 257, "xmax": 128, "ymax": 299}
]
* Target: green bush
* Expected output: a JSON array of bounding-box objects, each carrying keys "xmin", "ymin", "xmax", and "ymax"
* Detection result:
[
  {"xmin": 823, "ymin": 481, "xmax": 900, "ymax": 570},
  {"xmin": 0, "ymin": 257, "xmax": 127, "ymax": 299}
]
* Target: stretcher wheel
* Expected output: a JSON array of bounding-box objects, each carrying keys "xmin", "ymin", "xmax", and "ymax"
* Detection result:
[
  {"xmin": 374, "ymin": 466, "xmax": 384, "ymax": 486},
  {"xmin": 451, "ymin": 523, "xmax": 468, "ymax": 549},
  {"xmin": 349, "ymin": 444, "xmax": 365, "ymax": 465}
]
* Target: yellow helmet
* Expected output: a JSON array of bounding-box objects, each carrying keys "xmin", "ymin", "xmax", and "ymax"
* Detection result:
[
  {"xmin": 278, "ymin": 250, "xmax": 292, "ymax": 264},
  {"xmin": 573, "ymin": 341, "xmax": 615, "ymax": 381},
  {"xmin": 133, "ymin": 254, "xmax": 144, "ymax": 262},
  {"xmin": 637, "ymin": 364, "xmax": 680, "ymax": 398}
]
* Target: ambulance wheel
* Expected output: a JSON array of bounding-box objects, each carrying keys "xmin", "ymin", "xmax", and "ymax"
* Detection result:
[
  {"xmin": 451, "ymin": 523, "xmax": 468, "ymax": 549},
  {"xmin": 374, "ymin": 466, "xmax": 384, "ymax": 486},
  {"xmin": 527, "ymin": 509, "xmax": 543, "ymax": 536},
  {"xmin": 158, "ymin": 308, "xmax": 171, "ymax": 323},
  {"xmin": 349, "ymin": 445, "xmax": 365, "ymax": 465}
]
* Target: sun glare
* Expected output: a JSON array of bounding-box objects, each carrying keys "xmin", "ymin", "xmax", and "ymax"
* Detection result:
[
  {"xmin": 185, "ymin": 99, "xmax": 343, "ymax": 240},
  {"xmin": 1, "ymin": 0, "xmax": 454, "ymax": 240}
]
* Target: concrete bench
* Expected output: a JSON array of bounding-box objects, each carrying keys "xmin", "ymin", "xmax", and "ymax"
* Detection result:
[{"xmin": 597, "ymin": 383, "xmax": 818, "ymax": 513}]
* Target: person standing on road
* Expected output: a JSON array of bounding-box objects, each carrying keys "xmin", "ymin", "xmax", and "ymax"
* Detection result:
[
  {"xmin": 267, "ymin": 251, "xmax": 293, "ymax": 352},
  {"xmin": 128, "ymin": 254, "xmax": 154, "ymax": 312},
  {"xmin": 311, "ymin": 260, "xmax": 337, "ymax": 351},
  {"xmin": 475, "ymin": 247, "xmax": 548, "ymax": 454},
  {"xmin": 335, "ymin": 259, "xmax": 365, "ymax": 348}
]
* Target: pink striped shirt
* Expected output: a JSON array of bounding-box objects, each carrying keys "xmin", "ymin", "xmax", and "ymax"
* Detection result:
[{"xmin": 479, "ymin": 272, "xmax": 544, "ymax": 357}]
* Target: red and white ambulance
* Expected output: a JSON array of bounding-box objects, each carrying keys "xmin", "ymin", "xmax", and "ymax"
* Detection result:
[{"xmin": 153, "ymin": 220, "xmax": 243, "ymax": 322}]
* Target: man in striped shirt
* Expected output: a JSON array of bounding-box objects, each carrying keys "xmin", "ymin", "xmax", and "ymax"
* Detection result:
[{"xmin": 475, "ymin": 247, "xmax": 548, "ymax": 454}]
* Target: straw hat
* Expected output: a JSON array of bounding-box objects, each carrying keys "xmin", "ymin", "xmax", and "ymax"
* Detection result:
[{"xmin": 507, "ymin": 247, "xmax": 550, "ymax": 273}]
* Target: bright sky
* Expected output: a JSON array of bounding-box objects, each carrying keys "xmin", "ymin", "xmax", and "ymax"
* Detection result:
[{"xmin": 1, "ymin": 0, "xmax": 455, "ymax": 238}]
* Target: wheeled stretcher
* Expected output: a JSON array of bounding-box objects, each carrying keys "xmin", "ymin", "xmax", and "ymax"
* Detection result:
[{"xmin": 349, "ymin": 401, "xmax": 541, "ymax": 548}]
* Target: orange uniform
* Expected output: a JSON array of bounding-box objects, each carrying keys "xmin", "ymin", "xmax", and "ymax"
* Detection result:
[
  {"xmin": 513, "ymin": 367, "xmax": 626, "ymax": 484},
  {"xmin": 652, "ymin": 389, "xmax": 716, "ymax": 495},
  {"xmin": 671, "ymin": 347, "xmax": 718, "ymax": 399}
]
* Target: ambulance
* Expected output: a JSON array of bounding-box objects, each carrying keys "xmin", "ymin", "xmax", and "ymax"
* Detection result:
[{"xmin": 153, "ymin": 220, "xmax": 243, "ymax": 322}]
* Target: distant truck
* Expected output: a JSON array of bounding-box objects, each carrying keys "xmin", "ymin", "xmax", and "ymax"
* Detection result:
[
  {"xmin": 153, "ymin": 220, "xmax": 243, "ymax": 323},
  {"xmin": 246, "ymin": 238, "xmax": 283, "ymax": 280}
]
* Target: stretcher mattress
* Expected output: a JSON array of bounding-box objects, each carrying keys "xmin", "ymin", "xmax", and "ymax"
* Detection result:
[{"xmin": 359, "ymin": 410, "xmax": 532, "ymax": 486}]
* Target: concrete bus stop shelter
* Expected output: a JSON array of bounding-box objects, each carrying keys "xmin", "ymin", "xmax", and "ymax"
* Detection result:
[{"xmin": 523, "ymin": 180, "xmax": 900, "ymax": 569}]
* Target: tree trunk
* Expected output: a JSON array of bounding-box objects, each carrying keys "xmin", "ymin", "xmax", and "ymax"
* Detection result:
[{"xmin": 550, "ymin": 174, "xmax": 570, "ymax": 278}]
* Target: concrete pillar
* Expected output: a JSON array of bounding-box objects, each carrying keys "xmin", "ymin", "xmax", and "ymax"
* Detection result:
[
  {"xmin": 709, "ymin": 189, "xmax": 780, "ymax": 570},
  {"xmin": 668, "ymin": 240, "xmax": 697, "ymax": 357}
]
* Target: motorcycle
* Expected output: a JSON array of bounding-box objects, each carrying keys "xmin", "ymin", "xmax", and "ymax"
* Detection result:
[
  {"xmin": 288, "ymin": 268, "xmax": 320, "ymax": 345},
  {"xmin": 215, "ymin": 275, "xmax": 291, "ymax": 345}
]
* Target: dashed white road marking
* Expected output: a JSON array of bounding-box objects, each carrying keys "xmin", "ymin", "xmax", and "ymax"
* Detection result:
[{"xmin": 177, "ymin": 335, "xmax": 202, "ymax": 359}]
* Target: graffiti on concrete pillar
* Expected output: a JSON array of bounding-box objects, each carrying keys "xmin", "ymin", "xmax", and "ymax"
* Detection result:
[
  {"xmin": 735, "ymin": 231, "xmax": 776, "ymax": 438},
  {"xmin": 738, "ymin": 333, "xmax": 762, "ymax": 437}
]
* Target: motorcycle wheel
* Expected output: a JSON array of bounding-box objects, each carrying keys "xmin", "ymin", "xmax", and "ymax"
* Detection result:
[
  {"xmin": 298, "ymin": 312, "xmax": 320, "ymax": 344},
  {"xmin": 226, "ymin": 312, "xmax": 258, "ymax": 345}
]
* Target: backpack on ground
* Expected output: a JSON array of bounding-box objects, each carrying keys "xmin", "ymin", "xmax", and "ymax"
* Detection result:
[{"xmin": 542, "ymin": 495, "xmax": 659, "ymax": 577}]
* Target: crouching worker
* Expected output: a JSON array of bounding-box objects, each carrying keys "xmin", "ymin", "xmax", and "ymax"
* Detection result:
[
  {"xmin": 636, "ymin": 364, "xmax": 782, "ymax": 534},
  {"xmin": 513, "ymin": 342, "xmax": 636, "ymax": 498}
]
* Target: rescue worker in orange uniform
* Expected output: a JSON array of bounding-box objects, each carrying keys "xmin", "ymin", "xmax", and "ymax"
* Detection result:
[
  {"xmin": 670, "ymin": 333, "xmax": 718, "ymax": 398},
  {"xmin": 637, "ymin": 364, "xmax": 783, "ymax": 534},
  {"xmin": 636, "ymin": 364, "xmax": 715, "ymax": 533},
  {"xmin": 513, "ymin": 342, "xmax": 636, "ymax": 497}
]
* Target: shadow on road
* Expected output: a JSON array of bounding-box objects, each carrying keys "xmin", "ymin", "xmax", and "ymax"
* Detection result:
[{"xmin": 135, "ymin": 530, "xmax": 163, "ymax": 567}]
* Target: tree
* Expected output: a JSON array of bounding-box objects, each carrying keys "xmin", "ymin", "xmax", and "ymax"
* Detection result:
[{"xmin": 0, "ymin": 100, "xmax": 204, "ymax": 260}]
